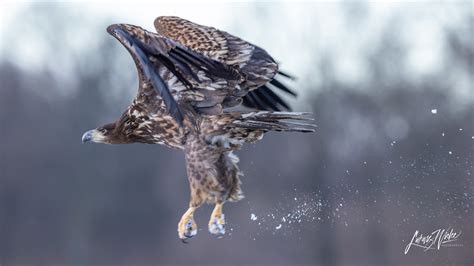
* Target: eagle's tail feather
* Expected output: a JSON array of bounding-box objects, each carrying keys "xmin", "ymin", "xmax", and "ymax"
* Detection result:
[{"xmin": 232, "ymin": 111, "xmax": 316, "ymax": 133}]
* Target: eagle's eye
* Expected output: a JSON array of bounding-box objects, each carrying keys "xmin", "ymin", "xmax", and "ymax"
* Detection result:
[{"xmin": 98, "ymin": 123, "xmax": 116, "ymax": 135}]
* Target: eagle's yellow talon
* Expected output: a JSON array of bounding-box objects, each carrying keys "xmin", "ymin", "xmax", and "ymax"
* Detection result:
[
  {"xmin": 178, "ymin": 217, "xmax": 197, "ymax": 240},
  {"xmin": 208, "ymin": 203, "xmax": 226, "ymax": 236},
  {"xmin": 178, "ymin": 207, "xmax": 198, "ymax": 240},
  {"xmin": 208, "ymin": 214, "xmax": 225, "ymax": 236}
]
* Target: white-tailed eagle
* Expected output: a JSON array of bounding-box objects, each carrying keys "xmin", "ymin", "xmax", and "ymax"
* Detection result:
[{"xmin": 82, "ymin": 16, "xmax": 315, "ymax": 241}]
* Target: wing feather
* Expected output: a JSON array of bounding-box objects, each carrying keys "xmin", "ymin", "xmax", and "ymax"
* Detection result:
[
  {"xmin": 154, "ymin": 16, "xmax": 277, "ymax": 88},
  {"xmin": 253, "ymin": 89, "xmax": 281, "ymax": 111},
  {"xmin": 107, "ymin": 25, "xmax": 184, "ymax": 124},
  {"xmin": 154, "ymin": 16, "xmax": 296, "ymax": 112},
  {"xmin": 108, "ymin": 17, "xmax": 300, "ymax": 128},
  {"xmin": 259, "ymin": 85, "xmax": 291, "ymax": 110},
  {"xmin": 107, "ymin": 23, "xmax": 243, "ymax": 125}
]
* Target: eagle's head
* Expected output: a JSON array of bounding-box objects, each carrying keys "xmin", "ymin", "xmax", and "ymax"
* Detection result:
[{"xmin": 82, "ymin": 123, "xmax": 119, "ymax": 144}]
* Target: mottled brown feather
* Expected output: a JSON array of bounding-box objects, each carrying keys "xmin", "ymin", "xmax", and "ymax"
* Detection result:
[{"xmin": 154, "ymin": 16, "xmax": 278, "ymax": 89}]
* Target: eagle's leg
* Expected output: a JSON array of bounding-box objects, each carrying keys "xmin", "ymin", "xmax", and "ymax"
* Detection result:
[
  {"xmin": 177, "ymin": 205, "xmax": 199, "ymax": 241},
  {"xmin": 208, "ymin": 200, "xmax": 226, "ymax": 236}
]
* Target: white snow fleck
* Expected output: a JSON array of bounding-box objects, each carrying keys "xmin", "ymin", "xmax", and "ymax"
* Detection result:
[
  {"xmin": 448, "ymin": 151, "xmax": 452, "ymax": 155},
  {"xmin": 431, "ymin": 109, "xmax": 437, "ymax": 114},
  {"xmin": 247, "ymin": 193, "xmax": 327, "ymax": 237},
  {"xmin": 459, "ymin": 128, "xmax": 463, "ymax": 131},
  {"xmin": 442, "ymin": 133, "xmax": 445, "ymax": 136},
  {"xmin": 250, "ymin": 213, "xmax": 258, "ymax": 221}
]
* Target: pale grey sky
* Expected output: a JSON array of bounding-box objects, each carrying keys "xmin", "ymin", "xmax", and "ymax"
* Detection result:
[{"xmin": 0, "ymin": 1, "xmax": 471, "ymax": 107}]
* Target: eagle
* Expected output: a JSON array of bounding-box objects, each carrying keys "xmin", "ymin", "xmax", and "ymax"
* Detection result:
[{"xmin": 82, "ymin": 16, "xmax": 315, "ymax": 241}]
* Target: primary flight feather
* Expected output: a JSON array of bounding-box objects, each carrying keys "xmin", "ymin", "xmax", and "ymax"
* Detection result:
[{"xmin": 82, "ymin": 16, "xmax": 315, "ymax": 241}]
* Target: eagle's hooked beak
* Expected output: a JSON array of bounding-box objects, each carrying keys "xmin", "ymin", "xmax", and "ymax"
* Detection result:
[{"xmin": 82, "ymin": 130, "xmax": 94, "ymax": 143}]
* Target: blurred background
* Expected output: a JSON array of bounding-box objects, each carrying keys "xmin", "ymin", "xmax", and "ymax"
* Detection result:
[{"xmin": 0, "ymin": 1, "xmax": 472, "ymax": 265}]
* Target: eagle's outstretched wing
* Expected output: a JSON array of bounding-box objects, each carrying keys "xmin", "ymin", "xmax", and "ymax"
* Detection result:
[
  {"xmin": 107, "ymin": 23, "xmax": 241, "ymax": 126},
  {"xmin": 107, "ymin": 16, "xmax": 296, "ymax": 126},
  {"xmin": 154, "ymin": 16, "xmax": 296, "ymax": 112}
]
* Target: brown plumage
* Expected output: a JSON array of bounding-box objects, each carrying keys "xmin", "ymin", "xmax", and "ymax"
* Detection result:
[{"xmin": 82, "ymin": 16, "xmax": 315, "ymax": 241}]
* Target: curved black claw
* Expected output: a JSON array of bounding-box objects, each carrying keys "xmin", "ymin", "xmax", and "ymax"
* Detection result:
[{"xmin": 178, "ymin": 218, "xmax": 197, "ymax": 242}]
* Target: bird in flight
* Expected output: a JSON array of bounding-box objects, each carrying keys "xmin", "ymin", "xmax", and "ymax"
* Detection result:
[{"xmin": 82, "ymin": 16, "xmax": 315, "ymax": 242}]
